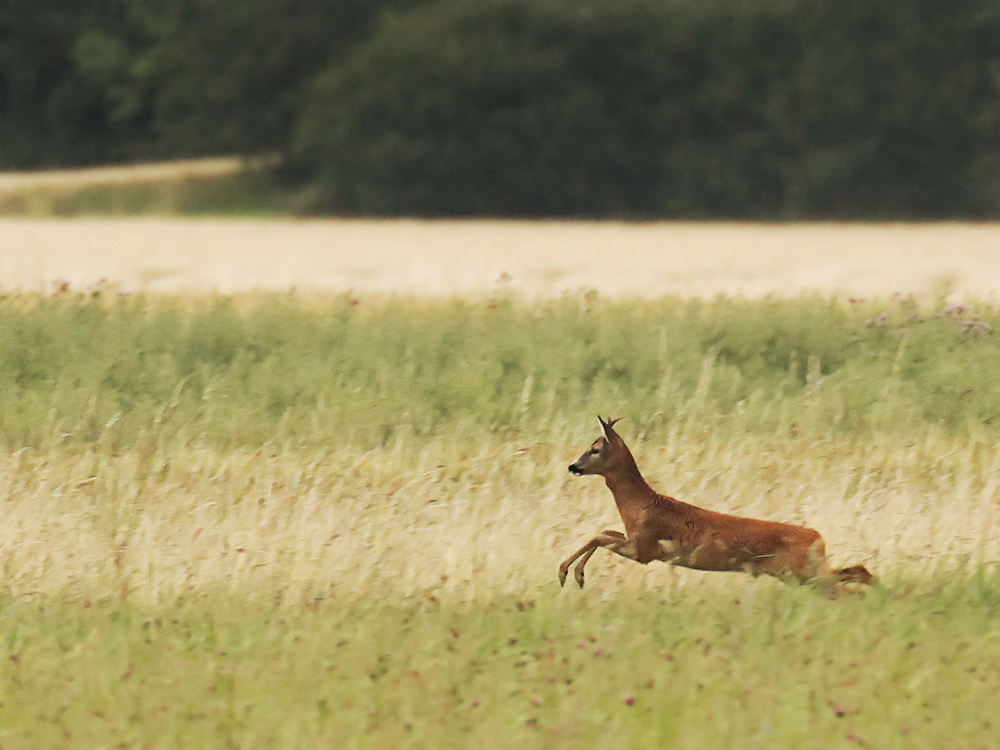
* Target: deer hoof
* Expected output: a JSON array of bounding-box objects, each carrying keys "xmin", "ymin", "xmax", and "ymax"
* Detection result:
[
  {"xmin": 575, "ymin": 571, "xmax": 585, "ymax": 588},
  {"xmin": 558, "ymin": 569, "xmax": 568, "ymax": 587}
]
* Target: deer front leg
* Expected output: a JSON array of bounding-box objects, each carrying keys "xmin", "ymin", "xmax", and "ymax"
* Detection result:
[
  {"xmin": 573, "ymin": 535, "xmax": 642, "ymax": 587},
  {"xmin": 558, "ymin": 530, "xmax": 635, "ymax": 588}
]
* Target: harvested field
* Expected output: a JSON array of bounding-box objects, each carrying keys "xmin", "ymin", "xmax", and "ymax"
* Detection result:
[{"xmin": 2, "ymin": 218, "xmax": 999, "ymax": 300}]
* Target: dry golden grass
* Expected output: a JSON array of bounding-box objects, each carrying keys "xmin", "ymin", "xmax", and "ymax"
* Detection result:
[
  {"xmin": 2, "ymin": 218, "xmax": 1000, "ymax": 301},
  {"xmin": 0, "ymin": 157, "xmax": 244, "ymax": 192},
  {"xmin": 3, "ymin": 428, "xmax": 997, "ymax": 607}
]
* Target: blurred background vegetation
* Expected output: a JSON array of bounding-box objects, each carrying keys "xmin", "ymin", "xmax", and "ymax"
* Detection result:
[
  {"xmin": 2, "ymin": 292, "xmax": 998, "ymax": 450},
  {"xmin": 3, "ymin": 0, "xmax": 999, "ymax": 219}
]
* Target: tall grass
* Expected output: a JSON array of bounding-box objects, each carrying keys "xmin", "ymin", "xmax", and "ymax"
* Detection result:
[
  {"xmin": 2, "ymin": 429, "xmax": 998, "ymax": 608},
  {"xmin": 2, "ymin": 291, "xmax": 999, "ymax": 748},
  {"xmin": 2, "ymin": 291, "xmax": 999, "ymax": 451}
]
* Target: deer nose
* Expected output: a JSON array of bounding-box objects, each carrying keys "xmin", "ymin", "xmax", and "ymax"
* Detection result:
[{"xmin": 568, "ymin": 464, "xmax": 583, "ymax": 475}]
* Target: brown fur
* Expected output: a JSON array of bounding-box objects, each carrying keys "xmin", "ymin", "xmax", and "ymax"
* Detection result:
[{"xmin": 559, "ymin": 417, "xmax": 874, "ymax": 591}]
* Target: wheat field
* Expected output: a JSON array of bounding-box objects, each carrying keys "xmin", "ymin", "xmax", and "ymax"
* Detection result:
[{"xmin": 3, "ymin": 218, "xmax": 1000, "ymax": 300}]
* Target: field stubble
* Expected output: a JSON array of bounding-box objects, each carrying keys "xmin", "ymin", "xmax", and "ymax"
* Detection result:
[{"xmin": 3, "ymin": 218, "xmax": 1000, "ymax": 300}]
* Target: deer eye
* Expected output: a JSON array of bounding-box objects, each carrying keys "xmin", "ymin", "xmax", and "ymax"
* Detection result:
[{"xmin": 589, "ymin": 448, "xmax": 600, "ymax": 455}]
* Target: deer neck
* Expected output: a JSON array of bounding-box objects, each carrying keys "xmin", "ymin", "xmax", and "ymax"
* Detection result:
[{"xmin": 602, "ymin": 454, "xmax": 657, "ymax": 513}]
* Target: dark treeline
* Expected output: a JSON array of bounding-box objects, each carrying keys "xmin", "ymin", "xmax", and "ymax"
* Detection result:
[
  {"xmin": 1, "ymin": 0, "xmax": 423, "ymax": 166},
  {"xmin": 3, "ymin": 0, "xmax": 999, "ymax": 219}
]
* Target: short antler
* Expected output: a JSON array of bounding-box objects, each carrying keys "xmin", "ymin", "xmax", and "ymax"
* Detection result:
[{"xmin": 598, "ymin": 415, "xmax": 622, "ymax": 436}]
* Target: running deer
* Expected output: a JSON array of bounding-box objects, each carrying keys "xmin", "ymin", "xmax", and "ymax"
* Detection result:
[{"xmin": 559, "ymin": 417, "xmax": 874, "ymax": 591}]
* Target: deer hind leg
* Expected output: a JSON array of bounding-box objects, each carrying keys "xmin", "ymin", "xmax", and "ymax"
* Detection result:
[
  {"xmin": 834, "ymin": 564, "xmax": 875, "ymax": 586},
  {"xmin": 807, "ymin": 564, "xmax": 875, "ymax": 600},
  {"xmin": 758, "ymin": 537, "xmax": 841, "ymax": 591},
  {"xmin": 558, "ymin": 530, "xmax": 634, "ymax": 588},
  {"xmin": 801, "ymin": 546, "xmax": 874, "ymax": 595}
]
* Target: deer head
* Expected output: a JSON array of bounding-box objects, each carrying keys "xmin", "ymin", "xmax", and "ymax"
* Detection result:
[{"xmin": 568, "ymin": 416, "xmax": 624, "ymax": 476}]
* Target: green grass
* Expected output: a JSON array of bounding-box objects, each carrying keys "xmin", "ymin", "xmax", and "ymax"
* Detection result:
[
  {"xmin": 2, "ymin": 291, "xmax": 999, "ymax": 747},
  {"xmin": 1, "ymin": 291, "xmax": 999, "ymax": 451},
  {"xmin": 2, "ymin": 576, "xmax": 999, "ymax": 749}
]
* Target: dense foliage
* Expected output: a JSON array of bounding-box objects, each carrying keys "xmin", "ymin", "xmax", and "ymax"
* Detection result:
[
  {"xmin": 1, "ymin": 0, "xmax": 419, "ymax": 166},
  {"xmin": 3, "ymin": 0, "xmax": 999, "ymax": 218},
  {"xmin": 294, "ymin": 0, "xmax": 1000, "ymax": 218}
]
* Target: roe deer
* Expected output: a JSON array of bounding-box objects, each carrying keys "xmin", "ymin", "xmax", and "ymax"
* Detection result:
[{"xmin": 559, "ymin": 417, "xmax": 874, "ymax": 591}]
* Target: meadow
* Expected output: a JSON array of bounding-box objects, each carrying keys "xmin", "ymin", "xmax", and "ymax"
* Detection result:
[{"xmin": 1, "ymin": 289, "xmax": 999, "ymax": 748}]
